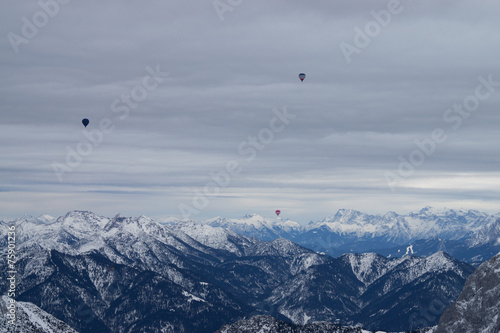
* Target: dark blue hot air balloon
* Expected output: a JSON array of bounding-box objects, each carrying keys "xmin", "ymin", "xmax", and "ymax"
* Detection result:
[
  {"xmin": 82, "ymin": 118, "xmax": 89, "ymax": 128},
  {"xmin": 298, "ymin": 73, "xmax": 306, "ymax": 82}
]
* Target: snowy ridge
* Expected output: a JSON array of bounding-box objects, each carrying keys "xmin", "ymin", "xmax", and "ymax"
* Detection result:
[
  {"xmin": 6, "ymin": 211, "xmax": 225, "ymax": 258},
  {"xmin": 199, "ymin": 214, "xmax": 303, "ymax": 240},
  {"xmin": 309, "ymin": 207, "xmax": 497, "ymax": 242},
  {"xmin": 165, "ymin": 220, "xmax": 255, "ymax": 255},
  {"xmin": 0, "ymin": 295, "xmax": 78, "ymax": 333},
  {"xmin": 245, "ymin": 237, "xmax": 328, "ymax": 275},
  {"xmin": 467, "ymin": 217, "xmax": 500, "ymax": 247},
  {"xmin": 343, "ymin": 252, "xmax": 406, "ymax": 286},
  {"xmin": 362, "ymin": 251, "xmax": 471, "ymax": 297},
  {"xmin": 246, "ymin": 237, "xmax": 311, "ymax": 257}
]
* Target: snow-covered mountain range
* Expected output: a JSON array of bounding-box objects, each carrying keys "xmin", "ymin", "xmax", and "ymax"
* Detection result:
[
  {"xmin": 159, "ymin": 207, "xmax": 500, "ymax": 263},
  {"xmin": 161, "ymin": 213, "xmax": 303, "ymax": 242},
  {"xmin": 0, "ymin": 210, "xmax": 479, "ymax": 332},
  {"xmin": 309, "ymin": 207, "xmax": 493, "ymax": 240}
]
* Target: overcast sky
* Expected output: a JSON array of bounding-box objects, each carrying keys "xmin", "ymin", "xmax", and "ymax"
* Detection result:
[{"xmin": 2, "ymin": 0, "xmax": 500, "ymax": 222}]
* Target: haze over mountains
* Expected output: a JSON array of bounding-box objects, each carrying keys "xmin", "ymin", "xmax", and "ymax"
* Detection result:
[{"xmin": 1, "ymin": 208, "xmax": 499, "ymax": 332}]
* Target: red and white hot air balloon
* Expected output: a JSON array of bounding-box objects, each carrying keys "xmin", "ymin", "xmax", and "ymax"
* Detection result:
[{"xmin": 275, "ymin": 210, "xmax": 281, "ymax": 217}]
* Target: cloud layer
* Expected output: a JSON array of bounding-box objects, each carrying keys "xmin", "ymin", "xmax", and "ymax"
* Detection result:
[{"xmin": 2, "ymin": 0, "xmax": 500, "ymax": 221}]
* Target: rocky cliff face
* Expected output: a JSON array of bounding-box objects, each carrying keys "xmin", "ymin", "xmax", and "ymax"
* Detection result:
[{"xmin": 435, "ymin": 252, "xmax": 500, "ymax": 333}]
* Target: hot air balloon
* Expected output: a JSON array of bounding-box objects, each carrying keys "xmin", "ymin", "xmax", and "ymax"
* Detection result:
[
  {"xmin": 82, "ymin": 118, "xmax": 89, "ymax": 128},
  {"xmin": 275, "ymin": 210, "xmax": 281, "ymax": 217},
  {"xmin": 298, "ymin": 73, "xmax": 306, "ymax": 82}
]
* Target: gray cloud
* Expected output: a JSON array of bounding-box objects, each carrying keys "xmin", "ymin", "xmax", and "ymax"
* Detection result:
[{"xmin": 2, "ymin": 1, "xmax": 500, "ymax": 221}]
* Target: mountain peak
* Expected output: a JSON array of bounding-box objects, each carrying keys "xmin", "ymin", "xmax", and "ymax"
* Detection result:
[
  {"xmin": 59, "ymin": 210, "xmax": 110, "ymax": 231},
  {"xmin": 419, "ymin": 206, "xmax": 435, "ymax": 214},
  {"xmin": 330, "ymin": 208, "xmax": 370, "ymax": 223},
  {"xmin": 383, "ymin": 211, "xmax": 399, "ymax": 219},
  {"xmin": 62, "ymin": 210, "xmax": 102, "ymax": 220},
  {"xmin": 270, "ymin": 236, "xmax": 294, "ymax": 246},
  {"xmin": 204, "ymin": 216, "xmax": 226, "ymax": 224},
  {"xmin": 37, "ymin": 214, "xmax": 54, "ymax": 222},
  {"xmin": 104, "ymin": 214, "xmax": 158, "ymax": 236},
  {"xmin": 241, "ymin": 213, "xmax": 266, "ymax": 221},
  {"xmin": 336, "ymin": 208, "xmax": 361, "ymax": 216}
]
